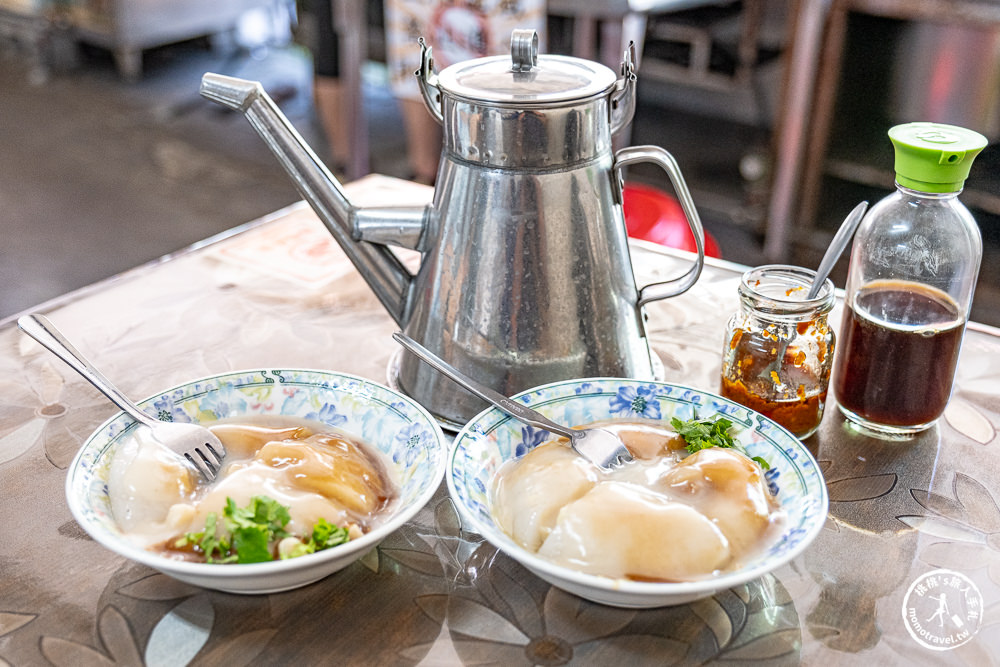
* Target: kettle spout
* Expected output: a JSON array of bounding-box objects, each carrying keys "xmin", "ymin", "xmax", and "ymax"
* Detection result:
[
  {"xmin": 199, "ymin": 73, "xmax": 422, "ymax": 326},
  {"xmin": 200, "ymin": 74, "xmax": 261, "ymax": 112}
]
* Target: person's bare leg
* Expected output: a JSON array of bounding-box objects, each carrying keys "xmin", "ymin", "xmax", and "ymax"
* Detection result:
[
  {"xmin": 313, "ymin": 75, "xmax": 351, "ymax": 169},
  {"xmin": 399, "ymin": 97, "xmax": 442, "ymax": 184}
]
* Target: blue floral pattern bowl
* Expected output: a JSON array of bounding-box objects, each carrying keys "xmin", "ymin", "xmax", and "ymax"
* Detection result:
[
  {"xmin": 448, "ymin": 378, "xmax": 828, "ymax": 608},
  {"xmin": 66, "ymin": 369, "xmax": 447, "ymax": 594}
]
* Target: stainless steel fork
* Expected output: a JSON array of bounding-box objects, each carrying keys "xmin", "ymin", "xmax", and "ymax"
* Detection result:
[
  {"xmin": 18, "ymin": 314, "xmax": 225, "ymax": 481},
  {"xmin": 393, "ymin": 332, "xmax": 634, "ymax": 470}
]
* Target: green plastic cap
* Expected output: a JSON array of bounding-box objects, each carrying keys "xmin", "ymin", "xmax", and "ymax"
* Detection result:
[{"xmin": 889, "ymin": 122, "xmax": 988, "ymax": 193}]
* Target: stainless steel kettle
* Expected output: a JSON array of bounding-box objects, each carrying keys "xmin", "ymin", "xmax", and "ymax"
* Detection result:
[{"xmin": 200, "ymin": 30, "xmax": 706, "ymax": 427}]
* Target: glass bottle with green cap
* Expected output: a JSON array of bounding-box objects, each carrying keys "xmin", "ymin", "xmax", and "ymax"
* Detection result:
[{"xmin": 832, "ymin": 121, "xmax": 987, "ymax": 437}]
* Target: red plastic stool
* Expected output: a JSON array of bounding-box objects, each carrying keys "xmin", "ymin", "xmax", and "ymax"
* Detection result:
[{"xmin": 623, "ymin": 182, "xmax": 721, "ymax": 258}]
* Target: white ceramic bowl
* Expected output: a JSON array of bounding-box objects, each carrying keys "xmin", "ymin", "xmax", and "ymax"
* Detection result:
[
  {"xmin": 67, "ymin": 368, "xmax": 447, "ymax": 594},
  {"xmin": 449, "ymin": 378, "xmax": 828, "ymax": 608}
]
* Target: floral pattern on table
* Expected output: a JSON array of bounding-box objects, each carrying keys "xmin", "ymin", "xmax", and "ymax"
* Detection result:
[
  {"xmin": 421, "ymin": 499, "xmax": 803, "ymax": 665},
  {"xmin": 32, "ymin": 514, "xmax": 453, "ymax": 666},
  {"xmin": 400, "ymin": 498, "xmax": 803, "ymax": 665},
  {"xmin": 0, "ymin": 339, "xmax": 114, "ymax": 469},
  {"xmin": 901, "ymin": 473, "xmax": 1000, "ymax": 589},
  {"xmin": 27, "ymin": 490, "xmax": 810, "ymax": 667},
  {"xmin": 945, "ymin": 333, "xmax": 1000, "ymax": 446}
]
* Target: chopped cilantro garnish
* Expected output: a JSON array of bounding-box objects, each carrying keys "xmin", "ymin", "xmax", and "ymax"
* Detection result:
[
  {"xmin": 231, "ymin": 522, "xmax": 273, "ymax": 564},
  {"xmin": 280, "ymin": 518, "xmax": 351, "ymax": 560},
  {"xmin": 174, "ymin": 495, "xmax": 351, "ymax": 564},
  {"xmin": 670, "ymin": 416, "xmax": 771, "ymax": 470},
  {"xmin": 311, "ymin": 517, "xmax": 350, "ymax": 550}
]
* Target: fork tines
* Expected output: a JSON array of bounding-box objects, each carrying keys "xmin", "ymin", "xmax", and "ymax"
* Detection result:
[{"xmin": 185, "ymin": 442, "xmax": 224, "ymax": 482}]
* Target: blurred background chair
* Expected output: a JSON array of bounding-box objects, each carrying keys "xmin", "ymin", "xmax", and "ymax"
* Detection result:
[{"xmin": 623, "ymin": 182, "xmax": 723, "ymax": 257}]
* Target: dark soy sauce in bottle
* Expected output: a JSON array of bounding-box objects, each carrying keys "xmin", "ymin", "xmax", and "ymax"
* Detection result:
[
  {"xmin": 832, "ymin": 123, "xmax": 985, "ymax": 437},
  {"xmin": 834, "ymin": 280, "xmax": 964, "ymax": 429}
]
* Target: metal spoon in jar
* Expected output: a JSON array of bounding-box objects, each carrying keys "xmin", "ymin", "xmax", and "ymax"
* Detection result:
[
  {"xmin": 393, "ymin": 332, "xmax": 634, "ymax": 471},
  {"xmin": 806, "ymin": 201, "xmax": 869, "ymax": 299}
]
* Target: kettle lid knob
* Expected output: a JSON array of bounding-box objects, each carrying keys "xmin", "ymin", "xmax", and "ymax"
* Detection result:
[{"xmin": 510, "ymin": 29, "xmax": 538, "ymax": 72}]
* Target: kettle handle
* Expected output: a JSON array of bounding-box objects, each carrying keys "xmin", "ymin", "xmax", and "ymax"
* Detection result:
[{"xmin": 613, "ymin": 146, "xmax": 706, "ymax": 307}]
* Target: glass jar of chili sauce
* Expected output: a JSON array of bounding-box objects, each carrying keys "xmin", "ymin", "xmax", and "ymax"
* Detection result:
[
  {"xmin": 833, "ymin": 122, "xmax": 986, "ymax": 436},
  {"xmin": 720, "ymin": 265, "xmax": 835, "ymax": 439}
]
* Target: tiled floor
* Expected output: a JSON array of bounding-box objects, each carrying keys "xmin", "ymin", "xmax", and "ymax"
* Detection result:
[{"xmin": 1, "ymin": 41, "xmax": 313, "ymax": 318}]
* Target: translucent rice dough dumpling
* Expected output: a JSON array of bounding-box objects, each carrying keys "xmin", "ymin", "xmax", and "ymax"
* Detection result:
[
  {"xmin": 244, "ymin": 433, "xmax": 391, "ymax": 516},
  {"xmin": 491, "ymin": 441, "xmax": 599, "ymax": 551},
  {"xmin": 537, "ymin": 482, "xmax": 732, "ymax": 581},
  {"xmin": 194, "ymin": 431, "xmax": 393, "ymax": 536},
  {"xmin": 108, "ymin": 420, "xmax": 396, "ymax": 553},
  {"xmin": 489, "ymin": 422, "xmax": 784, "ymax": 582},
  {"xmin": 657, "ymin": 447, "xmax": 773, "ymax": 553},
  {"xmin": 109, "ymin": 430, "xmax": 196, "ymax": 533}
]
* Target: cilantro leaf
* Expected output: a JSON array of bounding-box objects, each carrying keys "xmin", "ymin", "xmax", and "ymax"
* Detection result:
[
  {"xmin": 670, "ymin": 416, "xmax": 770, "ymax": 470},
  {"xmin": 200, "ymin": 513, "xmax": 226, "ymax": 562},
  {"xmin": 278, "ymin": 519, "xmax": 351, "ymax": 560},
  {"xmin": 311, "ymin": 518, "xmax": 350, "ymax": 550},
  {"xmin": 224, "ymin": 496, "xmax": 291, "ymax": 540},
  {"xmin": 173, "ymin": 495, "xmax": 353, "ymax": 564},
  {"xmin": 175, "ymin": 512, "xmax": 231, "ymax": 563},
  {"xmin": 231, "ymin": 524, "xmax": 273, "ymax": 564}
]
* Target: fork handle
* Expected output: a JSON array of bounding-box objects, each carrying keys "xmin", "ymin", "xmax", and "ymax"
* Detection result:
[{"xmin": 18, "ymin": 314, "xmax": 158, "ymax": 428}]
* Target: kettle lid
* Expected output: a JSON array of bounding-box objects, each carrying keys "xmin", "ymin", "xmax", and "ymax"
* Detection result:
[{"xmin": 435, "ymin": 29, "xmax": 618, "ymax": 105}]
